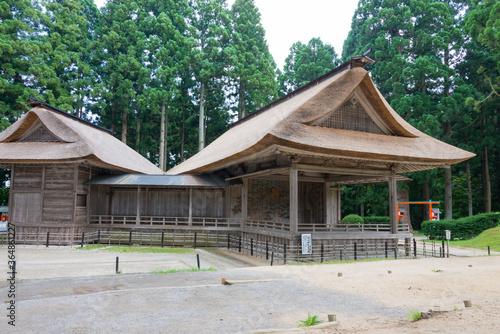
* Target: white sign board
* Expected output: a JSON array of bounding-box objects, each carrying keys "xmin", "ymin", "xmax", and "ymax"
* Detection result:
[
  {"xmin": 445, "ymin": 230, "xmax": 451, "ymax": 240},
  {"xmin": 301, "ymin": 234, "xmax": 312, "ymax": 255}
]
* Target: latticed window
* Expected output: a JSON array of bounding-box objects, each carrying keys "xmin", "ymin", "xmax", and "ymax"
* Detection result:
[{"xmin": 316, "ymin": 97, "xmax": 386, "ymax": 135}]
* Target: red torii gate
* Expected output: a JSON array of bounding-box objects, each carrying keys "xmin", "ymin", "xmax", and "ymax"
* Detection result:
[{"xmin": 397, "ymin": 200, "xmax": 441, "ymax": 224}]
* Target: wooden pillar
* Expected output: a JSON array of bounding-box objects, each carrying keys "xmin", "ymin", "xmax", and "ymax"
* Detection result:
[
  {"xmin": 8, "ymin": 164, "xmax": 14, "ymax": 223},
  {"xmin": 72, "ymin": 165, "xmax": 77, "ymax": 224},
  {"xmin": 188, "ymin": 188, "xmax": 193, "ymax": 226},
  {"xmin": 136, "ymin": 186, "xmax": 141, "ymax": 225},
  {"xmin": 326, "ymin": 182, "xmax": 341, "ymax": 226},
  {"xmin": 241, "ymin": 179, "xmax": 248, "ymax": 229},
  {"xmin": 105, "ymin": 186, "xmax": 111, "ymax": 215},
  {"xmin": 290, "ymin": 166, "xmax": 298, "ymax": 235},
  {"xmin": 389, "ymin": 170, "xmax": 398, "ymax": 234}
]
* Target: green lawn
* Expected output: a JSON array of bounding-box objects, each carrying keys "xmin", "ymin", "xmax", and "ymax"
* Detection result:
[
  {"xmin": 82, "ymin": 244, "xmax": 194, "ymax": 254},
  {"xmin": 421, "ymin": 226, "xmax": 500, "ymax": 252},
  {"xmin": 150, "ymin": 267, "xmax": 217, "ymax": 274}
]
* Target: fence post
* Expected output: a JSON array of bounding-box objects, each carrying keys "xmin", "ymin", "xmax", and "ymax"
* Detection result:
[
  {"xmin": 266, "ymin": 240, "xmax": 269, "ymax": 260},
  {"xmin": 196, "ymin": 254, "xmax": 200, "ymax": 269},
  {"xmin": 284, "ymin": 243, "xmax": 287, "ymax": 264},
  {"xmin": 413, "ymin": 238, "xmax": 417, "ymax": 257},
  {"xmin": 354, "ymin": 242, "xmax": 357, "ymax": 261},
  {"xmin": 271, "ymin": 251, "xmax": 274, "ymax": 266},
  {"xmin": 238, "ymin": 236, "xmax": 241, "ymax": 252},
  {"xmin": 194, "ymin": 232, "xmax": 197, "ymax": 249},
  {"xmin": 161, "ymin": 232, "xmax": 164, "ymax": 248},
  {"xmin": 98, "ymin": 230, "xmax": 101, "ymax": 244},
  {"xmin": 227, "ymin": 234, "xmax": 230, "ymax": 249},
  {"xmin": 340, "ymin": 249, "xmax": 343, "ymax": 262},
  {"xmin": 129, "ymin": 231, "xmax": 132, "ymax": 247},
  {"xmin": 12, "ymin": 261, "xmax": 16, "ymax": 279},
  {"xmin": 81, "ymin": 232, "xmax": 85, "ymax": 248},
  {"xmin": 385, "ymin": 242, "xmax": 388, "ymax": 258},
  {"xmin": 46, "ymin": 232, "xmax": 50, "ymax": 248},
  {"xmin": 394, "ymin": 247, "xmax": 397, "ymax": 259},
  {"xmin": 251, "ymin": 238, "xmax": 253, "ymax": 256},
  {"xmin": 116, "ymin": 256, "xmax": 119, "ymax": 274},
  {"xmin": 488, "ymin": 246, "xmax": 491, "ymax": 256},
  {"xmin": 442, "ymin": 240, "xmax": 445, "ymax": 258},
  {"xmin": 321, "ymin": 242, "xmax": 324, "ymax": 263}
]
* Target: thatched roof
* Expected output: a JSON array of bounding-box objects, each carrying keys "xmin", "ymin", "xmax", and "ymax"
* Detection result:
[
  {"xmin": 0, "ymin": 102, "xmax": 162, "ymax": 174},
  {"xmin": 168, "ymin": 61, "xmax": 474, "ymax": 175}
]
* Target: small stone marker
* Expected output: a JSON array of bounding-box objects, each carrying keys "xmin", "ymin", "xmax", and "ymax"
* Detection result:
[
  {"xmin": 468, "ymin": 265, "xmax": 472, "ymax": 267},
  {"xmin": 338, "ymin": 272, "xmax": 343, "ymax": 277},
  {"xmin": 388, "ymin": 270, "xmax": 392, "ymax": 274},
  {"xmin": 463, "ymin": 300, "xmax": 472, "ymax": 308},
  {"xmin": 328, "ymin": 314, "xmax": 337, "ymax": 322},
  {"xmin": 221, "ymin": 277, "xmax": 226, "ymax": 285}
]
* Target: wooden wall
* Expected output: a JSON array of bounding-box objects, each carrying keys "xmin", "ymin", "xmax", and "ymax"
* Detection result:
[
  {"xmin": 10, "ymin": 163, "xmax": 96, "ymax": 230},
  {"xmin": 298, "ymin": 182, "xmax": 324, "ymax": 225}
]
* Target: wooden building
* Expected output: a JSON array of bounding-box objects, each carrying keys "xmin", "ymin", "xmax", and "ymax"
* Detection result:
[{"xmin": 0, "ymin": 56, "xmax": 475, "ymax": 247}]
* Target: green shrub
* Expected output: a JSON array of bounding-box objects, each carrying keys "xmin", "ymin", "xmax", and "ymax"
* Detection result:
[
  {"xmin": 363, "ymin": 216, "xmax": 390, "ymax": 223},
  {"xmin": 298, "ymin": 314, "xmax": 322, "ymax": 327},
  {"xmin": 342, "ymin": 214, "xmax": 364, "ymax": 224},
  {"xmin": 421, "ymin": 212, "xmax": 500, "ymax": 240}
]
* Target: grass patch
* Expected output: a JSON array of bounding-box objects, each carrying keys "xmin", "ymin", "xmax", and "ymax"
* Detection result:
[
  {"xmin": 101, "ymin": 246, "xmax": 194, "ymax": 254},
  {"xmin": 293, "ymin": 257, "xmax": 394, "ymax": 265},
  {"xmin": 298, "ymin": 314, "xmax": 322, "ymax": 327},
  {"xmin": 424, "ymin": 226, "xmax": 500, "ymax": 251},
  {"xmin": 412, "ymin": 230, "xmax": 426, "ymax": 237},
  {"xmin": 150, "ymin": 267, "xmax": 216, "ymax": 274},
  {"xmin": 81, "ymin": 243, "xmax": 107, "ymax": 250},
  {"xmin": 407, "ymin": 309, "xmax": 422, "ymax": 322}
]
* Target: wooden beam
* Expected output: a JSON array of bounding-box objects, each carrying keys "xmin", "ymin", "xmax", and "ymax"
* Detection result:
[
  {"xmin": 388, "ymin": 170, "xmax": 398, "ymax": 234},
  {"xmin": 188, "ymin": 188, "xmax": 193, "ymax": 226},
  {"xmin": 225, "ymin": 167, "xmax": 290, "ymax": 181},
  {"xmin": 296, "ymin": 164, "xmax": 392, "ymax": 176},
  {"xmin": 241, "ymin": 179, "xmax": 248, "ymax": 229},
  {"xmin": 290, "ymin": 166, "xmax": 299, "ymax": 235},
  {"xmin": 136, "ymin": 186, "xmax": 141, "ymax": 225}
]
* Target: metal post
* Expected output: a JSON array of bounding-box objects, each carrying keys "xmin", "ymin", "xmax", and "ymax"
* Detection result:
[
  {"xmin": 446, "ymin": 239, "xmax": 449, "ymax": 258},
  {"xmin": 266, "ymin": 240, "xmax": 269, "ymax": 260},
  {"xmin": 238, "ymin": 236, "xmax": 242, "ymax": 252},
  {"xmin": 196, "ymin": 254, "xmax": 200, "ymax": 269},
  {"xmin": 385, "ymin": 242, "xmax": 388, "ymax": 258},
  {"xmin": 116, "ymin": 256, "xmax": 119, "ymax": 274},
  {"xmin": 12, "ymin": 261, "xmax": 16, "ymax": 279},
  {"xmin": 194, "ymin": 232, "xmax": 197, "ymax": 249},
  {"xmin": 160, "ymin": 232, "xmax": 164, "ymax": 248},
  {"xmin": 129, "ymin": 231, "xmax": 132, "ymax": 247},
  {"xmin": 354, "ymin": 242, "xmax": 357, "ymax": 261},
  {"xmin": 251, "ymin": 238, "xmax": 253, "ymax": 256},
  {"xmin": 488, "ymin": 246, "xmax": 491, "ymax": 256},
  {"xmin": 284, "ymin": 243, "xmax": 287, "ymax": 264},
  {"xmin": 227, "ymin": 234, "xmax": 230, "ymax": 249},
  {"xmin": 98, "ymin": 230, "xmax": 101, "ymax": 244},
  {"xmin": 442, "ymin": 240, "xmax": 445, "ymax": 258},
  {"xmin": 271, "ymin": 251, "xmax": 274, "ymax": 266},
  {"xmin": 413, "ymin": 238, "xmax": 417, "ymax": 257},
  {"xmin": 46, "ymin": 232, "xmax": 50, "ymax": 247},
  {"xmin": 340, "ymin": 249, "xmax": 343, "ymax": 262},
  {"xmin": 394, "ymin": 247, "xmax": 397, "ymax": 259},
  {"xmin": 81, "ymin": 232, "xmax": 85, "ymax": 248}
]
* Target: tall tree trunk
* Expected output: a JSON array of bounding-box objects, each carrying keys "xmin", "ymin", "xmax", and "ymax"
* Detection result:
[
  {"xmin": 466, "ymin": 160, "xmax": 473, "ymax": 217},
  {"xmin": 180, "ymin": 103, "xmax": 185, "ymax": 162},
  {"xmin": 121, "ymin": 108, "xmax": 127, "ymax": 143},
  {"xmin": 135, "ymin": 118, "xmax": 141, "ymax": 151},
  {"xmin": 159, "ymin": 100, "xmax": 166, "ymax": 171},
  {"xmin": 359, "ymin": 186, "xmax": 364, "ymax": 217},
  {"xmin": 422, "ymin": 178, "xmax": 430, "ymax": 221},
  {"xmin": 111, "ymin": 104, "xmax": 116, "ymax": 133},
  {"xmin": 444, "ymin": 167, "xmax": 452, "ymax": 220},
  {"xmin": 238, "ymin": 80, "xmax": 246, "ymax": 120},
  {"xmin": 482, "ymin": 146, "xmax": 491, "ymax": 212},
  {"xmin": 198, "ymin": 82, "xmax": 206, "ymax": 151}
]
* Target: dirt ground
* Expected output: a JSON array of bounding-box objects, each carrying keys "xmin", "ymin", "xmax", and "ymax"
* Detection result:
[{"xmin": 0, "ymin": 245, "xmax": 499, "ymax": 333}]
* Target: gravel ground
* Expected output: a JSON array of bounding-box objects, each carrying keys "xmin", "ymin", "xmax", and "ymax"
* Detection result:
[{"xmin": 0, "ymin": 246, "xmax": 499, "ymax": 333}]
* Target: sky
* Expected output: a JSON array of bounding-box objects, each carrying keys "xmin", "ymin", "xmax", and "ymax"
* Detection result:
[{"xmin": 93, "ymin": 0, "xmax": 360, "ymax": 70}]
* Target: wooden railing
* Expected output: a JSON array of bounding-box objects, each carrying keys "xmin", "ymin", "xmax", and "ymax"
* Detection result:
[
  {"xmin": 298, "ymin": 223, "xmax": 410, "ymax": 233},
  {"xmin": 89, "ymin": 215, "xmax": 240, "ymax": 229},
  {"xmin": 244, "ymin": 219, "xmax": 290, "ymax": 231}
]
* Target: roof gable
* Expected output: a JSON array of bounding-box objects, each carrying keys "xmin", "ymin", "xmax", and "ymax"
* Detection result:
[{"xmin": 13, "ymin": 119, "xmax": 63, "ymax": 142}]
